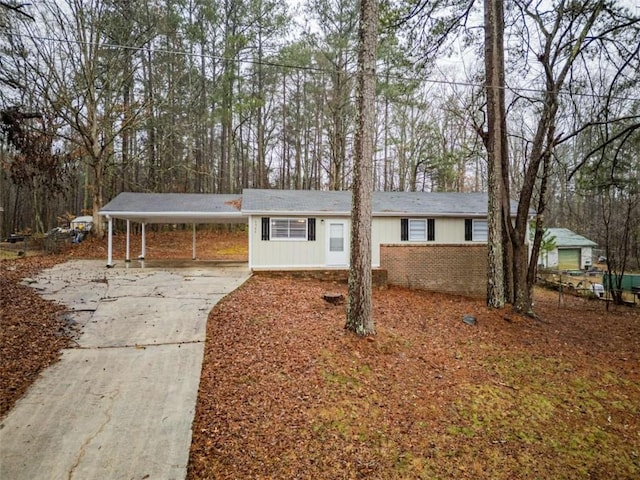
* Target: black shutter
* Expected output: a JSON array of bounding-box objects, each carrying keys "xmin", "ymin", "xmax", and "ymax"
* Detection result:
[
  {"xmin": 427, "ymin": 219, "xmax": 435, "ymax": 241},
  {"xmin": 401, "ymin": 218, "xmax": 409, "ymax": 241},
  {"xmin": 261, "ymin": 217, "xmax": 270, "ymax": 240},
  {"xmin": 308, "ymin": 218, "xmax": 316, "ymax": 241},
  {"xmin": 464, "ymin": 219, "xmax": 472, "ymax": 241}
]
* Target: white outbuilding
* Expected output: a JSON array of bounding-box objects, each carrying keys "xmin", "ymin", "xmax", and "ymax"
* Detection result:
[{"xmin": 539, "ymin": 227, "xmax": 597, "ymax": 270}]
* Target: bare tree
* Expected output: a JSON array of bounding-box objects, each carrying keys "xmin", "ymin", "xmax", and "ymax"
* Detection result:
[
  {"xmin": 2, "ymin": 0, "xmax": 148, "ymax": 236},
  {"xmin": 507, "ymin": 0, "xmax": 640, "ymax": 313},
  {"xmin": 0, "ymin": 1, "xmax": 34, "ymax": 21},
  {"xmin": 601, "ymin": 186, "xmax": 639, "ymax": 305},
  {"xmin": 0, "ymin": 108, "xmax": 71, "ymax": 233}
]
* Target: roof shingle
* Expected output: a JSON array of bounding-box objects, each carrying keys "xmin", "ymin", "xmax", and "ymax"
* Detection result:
[
  {"xmin": 100, "ymin": 189, "xmax": 523, "ymax": 223},
  {"xmin": 546, "ymin": 228, "xmax": 597, "ymax": 247},
  {"xmin": 241, "ymin": 189, "xmax": 519, "ymax": 216}
]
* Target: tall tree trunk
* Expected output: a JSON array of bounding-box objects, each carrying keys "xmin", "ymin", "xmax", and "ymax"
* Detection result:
[
  {"xmin": 281, "ymin": 73, "xmax": 289, "ymax": 189},
  {"xmin": 256, "ymin": 89, "xmax": 267, "ymax": 188},
  {"xmin": 508, "ymin": 1, "xmax": 604, "ymax": 314},
  {"xmin": 346, "ymin": 0, "xmax": 377, "ymax": 337},
  {"xmin": 484, "ymin": 0, "xmax": 507, "ymax": 308},
  {"xmin": 314, "ymin": 84, "xmax": 325, "ymax": 190},
  {"xmin": 143, "ymin": 48, "xmax": 157, "ymax": 191},
  {"xmin": 294, "ymin": 76, "xmax": 302, "ymax": 189},
  {"xmin": 383, "ymin": 70, "xmax": 390, "ymax": 191}
]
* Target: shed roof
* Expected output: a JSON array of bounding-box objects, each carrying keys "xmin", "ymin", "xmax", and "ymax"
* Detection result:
[
  {"xmin": 546, "ymin": 228, "xmax": 597, "ymax": 247},
  {"xmin": 99, "ymin": 192, "xmax": 245, "ymax": 223},
  {"xmin": 241, "ymin": 189, "xmax": 520, "ymax": 217}
]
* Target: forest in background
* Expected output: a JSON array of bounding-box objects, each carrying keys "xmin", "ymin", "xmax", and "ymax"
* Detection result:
[{"xmin": 0, "ymin": 0, "xmax": 638, "ymax": 273}]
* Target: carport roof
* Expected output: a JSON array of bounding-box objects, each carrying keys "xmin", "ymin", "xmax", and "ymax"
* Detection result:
[{"xmin": 99, "ymin": 192, "xmax": 245, "ymax": 223}]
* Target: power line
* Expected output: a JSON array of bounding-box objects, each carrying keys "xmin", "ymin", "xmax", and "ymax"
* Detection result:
[{"xmin": 2, "ymin": 30, "xmax": 640, "ymax": 102}]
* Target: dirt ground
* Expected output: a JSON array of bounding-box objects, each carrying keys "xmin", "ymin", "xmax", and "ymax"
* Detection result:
[{"xmin": 2, "ymin": 231, "xmax": 638, "ymax": 478}]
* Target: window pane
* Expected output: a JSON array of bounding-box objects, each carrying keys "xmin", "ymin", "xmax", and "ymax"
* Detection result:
[
  {"xmin": 409, "ymin": 220, "xmax": 426, "ymax": 241},
  {"xmin": 329, "ymin": 224, "xmax": 344, "ymax": 251},
  {"xmin": 473, "ymin": 220, "xmax": 488, "ymax": 241},
  {"xmin": 289, "ymin": 219, "xmax": 307, "ymax": 238},
  {"xmin": 271, "ymin": 219, "xmax": 289, "ymax": 238}
]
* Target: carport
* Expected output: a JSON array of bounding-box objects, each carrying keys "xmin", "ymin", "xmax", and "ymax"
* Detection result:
[{"xmin": 99, "ymin": 192, "xmax": 247, "ymax": 267}]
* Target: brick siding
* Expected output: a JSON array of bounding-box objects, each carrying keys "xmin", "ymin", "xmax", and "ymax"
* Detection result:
[
  {"xmin": 253, "ymin": 268, "xmax": 388, "ymax": 287},
  {"xmin": 380, "ymin": 244, "xmax": 487, "ymax": 297}
]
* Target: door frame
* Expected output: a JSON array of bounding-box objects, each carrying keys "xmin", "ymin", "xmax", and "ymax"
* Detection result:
[{"xmin": 326, "ymin": 219, "xmax": 349, "ymax": 267}]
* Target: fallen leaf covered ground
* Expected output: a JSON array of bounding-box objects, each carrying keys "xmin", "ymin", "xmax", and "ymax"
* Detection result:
[
  {"xmin": 0, "ymin": 255, "xmax": 71, "ymax": 417},
  {"xmin": 68, "ymin": 228, "xmax": 248, "ymax": 261},
  {"xmin": 2, "ymin": 231, "xmax": 638, "ymax": 478},
  {"xmin": 188, "ymin": 277, "xmax": 640, "ymax": 479}
]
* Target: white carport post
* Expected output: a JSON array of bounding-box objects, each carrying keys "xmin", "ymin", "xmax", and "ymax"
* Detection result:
[
  {"xmin": 106, "ymin": 215, "xmax": 114, "ymax": 268},
  {"xmin": 192, "ymin": 223, "xmax": 197, "ymax": 260},
  {"xmin": 125, "ymin": 219, "xmax": 131, "ymax": 262},
  {"xmin": 140, "ymin": 222, "xmax": 146, "ymax": 259}
]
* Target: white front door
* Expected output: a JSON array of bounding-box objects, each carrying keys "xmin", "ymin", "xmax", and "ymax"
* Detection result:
[{"xmin": 326, "ymin": 220, "xmax": 349, "ymax": 266}]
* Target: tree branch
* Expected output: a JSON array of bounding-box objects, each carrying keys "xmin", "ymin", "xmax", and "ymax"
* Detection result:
[
  {"xmin": 567, "ymin": 122, "xmax": 640, "ymax": 180},
  {"xmin": 0, "ymin": 1, "xmax": 34, "ymax": 21}
]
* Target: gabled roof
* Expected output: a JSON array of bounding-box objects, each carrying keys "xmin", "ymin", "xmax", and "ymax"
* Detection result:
[
  {"xmin": 241, "ymin": 189, "xmax": 520, "ymax": 217},
  {"xmin": 99, "ymin": 192, "xmax": 245, "ymax": 223},
  {"xmin": 546, "ymin": 228, "xmax": 597, "ymax": 247},
  {"xmin": 100, "ymin": 189, "xmax": 523, "ymax": 224}
]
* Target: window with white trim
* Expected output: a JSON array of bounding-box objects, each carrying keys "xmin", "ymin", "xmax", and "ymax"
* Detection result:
[
  {"xmin": 401, "ymin": 218, "xmax": 435, "ymax": 241},
  {"xmin": 472, "ymin": 219, "xmax": 488, "ymax": 242},
  {"xmin": 270, "ymin": 218, "xmax": 307, "ymax": 240}
]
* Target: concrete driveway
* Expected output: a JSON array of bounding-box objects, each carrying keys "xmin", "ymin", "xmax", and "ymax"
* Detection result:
[{"xmin": 0, "ymin": 260, "xmax": 250, "ymax": 480}]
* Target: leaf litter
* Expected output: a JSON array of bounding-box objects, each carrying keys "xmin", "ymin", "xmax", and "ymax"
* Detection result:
[
  {"xmin": 188, "ymin": 276, "xmax": 640, "ymax": 479},
  {"xmin": 1, "ymin": 232, "xmax": 638, "ymax": 478}
]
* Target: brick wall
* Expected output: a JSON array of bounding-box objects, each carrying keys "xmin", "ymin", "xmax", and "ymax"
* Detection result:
[
  {"xmin": 253, "ymin": 268, "xmax": 388, "ymax": 287},
  {"xmin": 380, "ymin": 244, "xmax": 487, "ymax": 297}
]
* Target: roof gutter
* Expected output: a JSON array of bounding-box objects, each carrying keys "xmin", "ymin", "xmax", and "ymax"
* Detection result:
[
  {"xmin": 98, "ymin": 211, "xmax": 247, "ymax": 225},
  {"xmin": 242, "ymin": 210, "xmax": 501, "ymax": 217}
]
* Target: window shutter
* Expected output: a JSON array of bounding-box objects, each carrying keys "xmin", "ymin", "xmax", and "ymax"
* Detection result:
[
  {"xmin": 308, "ymin": 218, "xmax": 316, "ymax": 241},
  {"xmin": 261, "ymin": 217, "xmax": 270, "ymax": 240},
  {"xmin": 427, "ymin": 219, "xmax": 435, "ymax": 241},
  {"xmin": 464, "ymin": 219, "xmax": 472, "ymax": 241},
  {"xmin": 401, "ymin": 218, "xmax": 409, "ymax": 241}
]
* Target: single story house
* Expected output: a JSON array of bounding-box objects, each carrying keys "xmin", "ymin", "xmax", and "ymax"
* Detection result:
[
  {"xmin": 100, "ymin": 189, "xmax": 522, "ymax": 297},
  {"xmin": 538, "ymin": 227, "xmax": 596, "ymax": 270}
]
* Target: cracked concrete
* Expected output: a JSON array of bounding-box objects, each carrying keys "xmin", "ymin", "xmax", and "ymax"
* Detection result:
[{"xmin": 0, "ymin": 260, "xmax": 250, "ymax": 480}]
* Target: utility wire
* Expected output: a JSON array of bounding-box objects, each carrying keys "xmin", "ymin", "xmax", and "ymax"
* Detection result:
[{"xmin": 2, "ymin": 30, "xmax": 640, "ymax": 102}]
